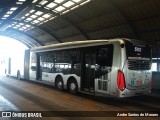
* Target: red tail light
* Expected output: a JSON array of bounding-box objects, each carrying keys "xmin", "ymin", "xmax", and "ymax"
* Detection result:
[{"xmin": 117, "ymin": 70, "xmax": 126, "ymax": 91}]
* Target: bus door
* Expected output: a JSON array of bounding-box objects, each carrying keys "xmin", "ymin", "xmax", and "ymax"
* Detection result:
[
  {"xmin": 94, "ymin": 45, "xmax": 113, "ymax": 94},
  {"xmin": 81, "ymin": 48, "xmax": 96, "ymax": 93},
  {"xmin": 36, "ymin": 53, "xmax": 42, "ymax": 80}
]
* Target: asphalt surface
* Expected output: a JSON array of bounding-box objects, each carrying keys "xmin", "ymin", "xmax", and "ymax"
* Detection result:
[{"xmin": 0, "ymin": 76, "xmax": 159, "ymax": 120}]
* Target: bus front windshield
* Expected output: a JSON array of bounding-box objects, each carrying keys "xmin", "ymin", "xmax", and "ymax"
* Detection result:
[{"xmin": 125, "ymin": 42, "xmax": 151, "ymax": 60}]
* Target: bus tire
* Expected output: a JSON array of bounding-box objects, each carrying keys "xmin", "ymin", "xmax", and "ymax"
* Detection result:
[
  {"xmin": 55, "ymin": 76, "xmax": 64, "ymax": 91},
  {"xmin": 17, "ymin": 70, "xmax": 21, "ymax": 80},
  {"xmin": 68, "ymin": 78, "xmax": 78, "ymax": 94}
]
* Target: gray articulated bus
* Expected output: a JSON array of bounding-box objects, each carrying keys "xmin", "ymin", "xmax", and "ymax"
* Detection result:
[{"xmin": 12, "ymin": 38, "xmax": 152, "ymax": 98}]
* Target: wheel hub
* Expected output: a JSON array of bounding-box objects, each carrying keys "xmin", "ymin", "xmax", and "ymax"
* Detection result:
[
  {"xmin": 70, "ymin": 83, "xmax": 76, "ymax": 91},
  {"xmin": 58, "ymin": 82, "xmax": 62, "ymax": 88}
]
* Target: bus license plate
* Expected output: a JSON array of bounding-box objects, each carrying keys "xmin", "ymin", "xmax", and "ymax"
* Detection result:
[{"xmin": 137, "ymin": 80, "xmax": 142, "ymax": 85}]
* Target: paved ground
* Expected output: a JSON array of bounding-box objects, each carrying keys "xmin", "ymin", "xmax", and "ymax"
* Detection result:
[{"xmin": 0, "ymin": 76, "xmax": 159, "ymax": 120}]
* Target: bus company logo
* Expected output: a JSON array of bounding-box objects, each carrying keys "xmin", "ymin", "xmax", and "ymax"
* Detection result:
[{"xmin": 2, "ymin": 112, "xmax": 11, "ymax": 117}]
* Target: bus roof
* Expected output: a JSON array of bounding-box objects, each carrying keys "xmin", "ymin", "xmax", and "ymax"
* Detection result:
[
  {"xmin": 30, "ymin": 38, "xmax": 146, "ymax": 52},
  {"xmin": 31, "ymin": 39, "xmax": 124, "ymax": 52}
]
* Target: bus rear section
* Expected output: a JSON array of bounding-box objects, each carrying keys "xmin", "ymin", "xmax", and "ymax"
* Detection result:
[{"xmin": 117, "ymin": 40, "xmax": 152, "ymax": 98}]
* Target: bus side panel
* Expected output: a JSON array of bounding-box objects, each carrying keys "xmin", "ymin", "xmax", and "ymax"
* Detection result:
[
  {"xmin": 24, "ymin": 49, "xmax": 30, "ymax": 80},
  {"xmin": 110, "ymin": 43, "xmax": 122, "ymax": 96}
]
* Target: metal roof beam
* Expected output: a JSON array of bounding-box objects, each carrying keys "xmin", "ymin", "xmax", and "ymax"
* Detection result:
[
  {"xmin": 8, "ymin": 28, "xmax": 44, "ymax": 46},
  {"xmin": 11, "ymin": 19, "xmax": 62, "ymax": 43},
  {"xmin": 0, "ymin": 0, "xmax": 33, "ymax": 29},
  {"xmin": 34, "ymin": 6, "xmax": 90, "ymax": 40},
  {"xmin": 0, "ymin": 1, "xmax": 16, "ymax": 21}
]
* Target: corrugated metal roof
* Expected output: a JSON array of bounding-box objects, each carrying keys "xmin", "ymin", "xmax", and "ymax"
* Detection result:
[{"xmin": 0, "ymin": 0, "xmax": 160, "ymax": 57}]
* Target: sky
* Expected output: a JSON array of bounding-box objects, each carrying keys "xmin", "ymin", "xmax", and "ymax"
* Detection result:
[{"xmin": 0, "ymin": 36, "xmax": 28, "ymax": 57}]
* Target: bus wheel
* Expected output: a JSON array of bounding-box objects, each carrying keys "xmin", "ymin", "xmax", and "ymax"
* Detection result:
[
  {"xmin": 17, "ymin": 70, "xmax": 21, "ymax": 80},
  {"xmin": 55, "ymin": 76, "xmax": 64, "ymax": 91},
  {"xmin": 68, "ymin": 79, "xmax": 78, "ymax": 94}
]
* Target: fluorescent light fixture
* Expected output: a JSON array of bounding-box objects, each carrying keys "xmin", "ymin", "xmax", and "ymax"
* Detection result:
[
  {"xmin": 42, "ymin": 14, "xmax": 51, "ymax": 18},
  {"xmin": 33, "ymin": 20, "xmax": 40, "ymax": 23},
  {"xmin": 10, "ymin": 7, "xmax": 18, "ymax": 11},
  {"xmin": 30, "ymin": 10, "xmax": 35, "ymax": 13},
  {"xmin": 36, "ymin": 5, "xmax": 41, "ymax": 7},
  {"xmin": 19, "ymin": 0, "xmax": 26, "ymax": 1},
  {"xmin": 26, "ymin": 24, "xmax": 31, "ymax": 27},
  {"xmin": 4, "ymin": 15, "xmax": 10, "ymax": 17},
  {"xmin": 16, "ymin": 24, "xmax": 21, "ymax": 27},
  {"xmin": 30, "ymin": 14, "xmax": 38, "ymax": 18},
  {"xmin": 72, "ymin": 0, "xmax": 81, "ymax": 2},
  {"xmin": 35, "ymin": 11, "xmax": 43, "ymax": 15},
  {"xmin": 54, "ymin": 0, "xmax": 65, "ymax": 4},
  {"xmin": 25, "ymin": 13, "xmax": 30, "ymax": 16},
  {"xmin": 26, "ymin": 18, "xmax": 32, "ymax": 21},
  {"xmin": 22, "ymin": 26, "xmax": 27, "ymax": 29},
  {"xmin": 16, "ymin": 2, "xmax": 23, "ymax": 4},
  {"xmin": 19, "ymin": 23, "xmax": 24, "ymax": 25},
  {"xmin": 45, "ymin": 7, "xmax": 51, "ymax": 10},
  {"xmin": 39, "ymin": 0, "xmax": 48, "ymax": 5},
  {"xmin": 6, "ymin": 11, "xmax": 13, "ymax": 14},
  {"xmin": 63, "ymin": 1, "xmax": 74, "ymax": 7},
  {"xmin": 21, "ymin": 17, "xmax": 25, "ymax": 19},
  {"xmin": 38, "ymin": 17, "xmax": 45, "ymax": 21},
  {"xmin": 14, "ymin": 5, "xmax": 34, "ymax": 20},
  {"xmin": 46, "ymin": 2, "xmax": 57, "ymax": 8},
  {"xmin": 55, "ymin": 6, "xmax": 65, "ymax": 12},
  {"xmin": 32, "ymin": 0, "xmax": 38, "ymax": 3}
]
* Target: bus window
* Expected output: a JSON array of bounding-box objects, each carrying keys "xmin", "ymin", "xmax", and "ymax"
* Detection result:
[
  {"xmin": 125, "ymin": 42, "xmax": 151, "ymax": 59},
  {"xmin": 40, "ymin": 52, "xmax": 55, "ymax": 73},
  {"xmin": 53, "ymin": 49, "xmax": 81, "ymax": 76},
  {"xmin": 125, "ymin": 42, "xmax": 151, "ymax": 70},
  {"xmin": 96, "ymin": 44, "xmax": 113, "ymax": 67},
  {"xmin": 31, "ymin": 53, "xmax": 37, "ymax": 71},
  {"xmin": 95, "ymin": 45, "xmax": 113, "ymax": 78}
]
